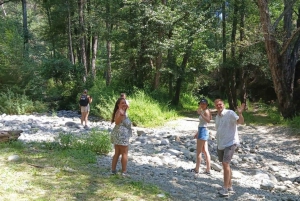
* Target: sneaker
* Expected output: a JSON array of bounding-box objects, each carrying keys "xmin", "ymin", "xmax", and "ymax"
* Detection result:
[
  {"xmin": 190, "ymin": 168, "xmax": 199, "ymax": 174},
  {"xmin": 121, "ymin": 172, "xmax": 130, "ymax": 177},
  {"xmin": 218, "ymin": 186, "xmax": 234, "ymax": 191},
  {"xmin": 84, "ymin": 125, "xmax": 89, "ymax": 129},
  {"xmin": 111, "ymin": 170, "xmax": 117, "ymax": 175},
  {"xmin": 228, "ymin": 187, "xmax": 235, "ymax": 193},
  {"xmin": 218, "ymin": 187, "xmax": 229, "ymax": 197}
]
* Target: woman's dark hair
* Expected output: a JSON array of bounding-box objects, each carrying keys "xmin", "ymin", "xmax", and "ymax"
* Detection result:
[{"xmin": 111, "ymin": 98, "xmax": 126, "ymax": 123}]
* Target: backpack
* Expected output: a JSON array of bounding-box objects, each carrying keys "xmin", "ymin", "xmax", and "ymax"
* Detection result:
[{"xmin": 79, "ymin": 94, "xmax": 89, "ymax": 106}]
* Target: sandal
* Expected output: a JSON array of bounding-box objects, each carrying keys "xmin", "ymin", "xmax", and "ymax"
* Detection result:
[
  {"xmin": 204, "ymin": 171, "xmax": 211, "ymax": 175},
  {"xmin": 190, "ymin": 168, "xmax": 199, "ymax": 174}
]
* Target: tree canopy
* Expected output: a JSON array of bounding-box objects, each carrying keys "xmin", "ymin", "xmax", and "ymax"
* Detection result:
[{"xmin": 0, "ymin": 0, "xmax": 300, "ymax": 118}]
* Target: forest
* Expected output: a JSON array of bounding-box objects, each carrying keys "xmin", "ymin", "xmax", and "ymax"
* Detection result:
[{"xmin": 0, "ymin": 0, "xmax": 300, "ymax": 121}]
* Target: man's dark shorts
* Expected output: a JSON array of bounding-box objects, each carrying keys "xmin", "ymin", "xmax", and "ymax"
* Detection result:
[{"xmin": 217, "ymin": 144, "xmax": 237, "ymax": 163}]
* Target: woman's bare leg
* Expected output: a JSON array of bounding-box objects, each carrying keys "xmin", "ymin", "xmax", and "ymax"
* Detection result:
[
  {"xmin": 202, "ymin": 141, "xmax": 211, "ymax": 172},
  {"xmin": 112, "ymin": 145, "xmax": 120, "ymax": 172},
  {"xmin": 195, "ymin": 139, "xmax": 206, "ymax": 172},
  {"xmin": 119, "ymin": 145, "xmax": 129, "ymax": 173},
  {"xmin": 81, "ymin": 111, "xmax": 86, "ymax": 125},
  {"xmin": 85, "ymin": 111, "xmax": 89, "ymax": 126}
]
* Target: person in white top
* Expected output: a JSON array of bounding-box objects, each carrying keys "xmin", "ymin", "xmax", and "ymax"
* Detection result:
[
  {"xmin": 214, "ymin": 99, "xmax": 245, "ymax": 197},
  {"xmin": 190, "ymin": 99, "xmax": 212, "ymax": 175}
]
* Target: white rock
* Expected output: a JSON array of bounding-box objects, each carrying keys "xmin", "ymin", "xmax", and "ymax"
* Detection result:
[
  {"xmin": 211, "ymin": 162, "xmax": 222, "ymax": 172},
  {"xmin": 232, "ymin": 170, "xmax": 243, "ymax": 179},
  {"xmin": 260, "ymin": 179, "xmax": 275, "ymax": 190},
  {"xmin": 210, "ymin": 155, "xmax": 218, "ymax": 162},
  {"xmin": 269, "ymin": 165, "xmax": 279, "ymax": 172},
  {"xmin": 8, "ymin": 155, "xmax": 20, "ymax": 162},
  {"xmin": 274, "ymin": 185, "xmax": 287, "ymax": 192}
]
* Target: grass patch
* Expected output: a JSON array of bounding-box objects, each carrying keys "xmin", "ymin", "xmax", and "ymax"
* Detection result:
[
  {"xmin": 242, "ymin": 102, "xmax": 285, "ymax": 126},
  {"xmin": 129, "ymin": 91, "xmax": 177, "ymax": 127},
  {"xmin": 0, "ymin": 135, "xmax": 171, "ymax": 201},
  {"xmin": 57, "ymin": 129, "xmax": 112, "ymax": 154}
]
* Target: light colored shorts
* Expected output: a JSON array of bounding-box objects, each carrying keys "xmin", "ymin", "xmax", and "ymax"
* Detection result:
[
  {"xmin": 197, "ymin": 127, "xmax": 209, "ymax": 140},
  {"xmin": 81, "ymin": 104, "xmax": 90, "ymax": 112}
]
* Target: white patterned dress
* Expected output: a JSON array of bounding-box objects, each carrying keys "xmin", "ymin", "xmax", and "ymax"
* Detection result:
[{"xmin": 110, "ymin": 117, "xmax": 132, "ymax": 146}]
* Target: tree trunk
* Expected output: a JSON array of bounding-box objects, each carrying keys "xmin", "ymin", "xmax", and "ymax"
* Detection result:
[
  {"xmin": 172, "ymin": 32, "xmax": 194, "ymax": 106},
  {"xmin": 239, "ymin": 0, "xmax": 247, "ymax": 105},
  {"xmin": 221, "ymin": 0, "xmax": 236, "ymax": 110},
  {"xmin": 45, "ymin": 5, "xmax": 55, "ymax": 58},
  {"xmin": 167, "ymin": 48, "xmax": 176, "ymax": 99},
  {"xmin": 229, "ymin": 0, "xmax": 238, "ymax": 109},
  {"xmin": 78, "ymin": 0, "xmax": 87, "ymax": 82},
  {"xmin": 128, "ymin": 7, "xmax": 137, "ymax": 87},
  {"xmin": 154, "ymin": 51, "xmax": 162, "ymax": 90},
  {"xmin": 86, "ymin": 0, "xmax": 91, "ymax": 73},
  {"xmin": 105, "ymin": 2, "xmax": 112, "ymax": 86},
  {"xmin": 153, "ymin": 0, "xmax": 167, "ymax": 90},
  {"xmin": 106, "ymin": 39, "xmax": 112, "ymax": 86},
  {"xmin": 22, "ymin": 0, "xmax": 29, "ymax": 55},
  {"xmin": 91, "ymin": 35, "xmax": 98, "ymax": 79},
  {"xmin": 67, "ymin": 0, "xmax": 74, "ymax": 65},
  {"xmin": 2, "ymin": 4, "xmax": 7, "ymax": 16},
  {"xmin": 257, "ymin": 0, "xmax": 298, "ymax": 118},
  {"xmin": 222, "ymin": 1, "xmax": 226, "ymax": 62},
  {"xmin": 136, "ymin": 16, "xmax": 149, "ymax": 88}
]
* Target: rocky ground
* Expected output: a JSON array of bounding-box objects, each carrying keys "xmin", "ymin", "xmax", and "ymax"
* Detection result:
[
  {"xmin": 102, "ymin": 117, "xmax": 300, "ymax": 201},
  {"xmin": 1, "ymin": 111, "xmax": 300, "ymax": 200}
]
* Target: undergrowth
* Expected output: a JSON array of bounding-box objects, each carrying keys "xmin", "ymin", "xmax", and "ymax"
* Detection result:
[{"xmin": 0, "ymin": 89, "xmax": 47, "ymax": 114}]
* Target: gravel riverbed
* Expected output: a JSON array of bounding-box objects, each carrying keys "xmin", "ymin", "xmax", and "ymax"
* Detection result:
[{"xmin": 1, "ymin": 111, "xmax": 300, "ymax": 201}]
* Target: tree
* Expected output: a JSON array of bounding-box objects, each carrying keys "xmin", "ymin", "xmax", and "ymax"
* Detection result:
[{"xmin": 257, "ymin": 0, "xmax": 300, "ymax": 118}]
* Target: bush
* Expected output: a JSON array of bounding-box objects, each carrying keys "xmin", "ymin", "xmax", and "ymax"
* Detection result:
[
  {"xmin": 56, "ymin": 130, "xmax": 112, "ymax": 154},
  {"xmin": 0, "ymin": 89, "xmax": 48, "ymax": 114},
  {"xmin": 287, "ymin": 115, "xmax": 300, "ymax": 129},
  {"xmin": 85, "ymin": 130, "xmax": 112, "ymax": 154},
  {"xmin": 129, "ymin": 90, "xmax": 177, "ymax": 127},
  {"xmin": 86, "ymin": 79, "xmax": 119, "ymax": 120}
]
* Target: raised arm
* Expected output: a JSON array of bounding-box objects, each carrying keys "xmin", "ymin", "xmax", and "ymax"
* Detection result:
[
  {"xmin": 237, "ymin": 103, "xmax": 245, "ymax": 124},
  {"xmin": 199, "ymin": 109, "xmax": 211, "ymax": 123}
]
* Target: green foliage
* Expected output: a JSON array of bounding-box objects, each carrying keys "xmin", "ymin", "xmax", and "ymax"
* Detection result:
[
  {"xmin": 0, "ymin": 89, "xmax": 48, "ymax": 114},
  {"xmin": 287, "ymin": 116, "xmax": 300, "ymax": 129},
  {"xmin": 41, "ymin": 58, "xmax": 81, "ymax": 83},
  {"xmin": 0, "ymin": 140, "xmax": 25, "ymax": 150},
  {"xmin": 1, "ymin": 0, "xmax": 300, "ymax": 122},
  {"xmin": 56, "ymin": 130, "xmax": 112, "ymax": 154},
  {"xmin": 88, "ymin": 79, "xmax": 119, "ymax": 120},
  {"xmin": 90, "ymin": 84, "xmax": 177, "ymax": 127},
  {"xmin": 180, "ymin": 93, "xmax": 214, "ymax": 111},
  {"xmin": 129, "ymin": 90, "xmax": 177, "ymax": 127},
  {"xmin": 89, "ymin": 82, "xmax": 177, "ymax": 127},
  {"xmin": 0, "ymin": 16, "xmax": 32, "ymax": 92},
  {"xmin": 242, "ymin": 102, "xmax": 287, "ymax": 126},
  {"xmin": 95, "ymin": 96, "xmax": 116, "ymax": 121}
]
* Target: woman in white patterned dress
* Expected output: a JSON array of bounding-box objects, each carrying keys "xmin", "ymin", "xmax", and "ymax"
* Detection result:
[{"xmin": 110, "ymin": 97, "xmax": 132, "ymax": 176}]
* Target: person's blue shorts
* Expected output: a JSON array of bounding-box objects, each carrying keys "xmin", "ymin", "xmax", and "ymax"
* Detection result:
[{"xmin": 197, "ymin": 127, "xmax": 209, "ymax": 140}]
